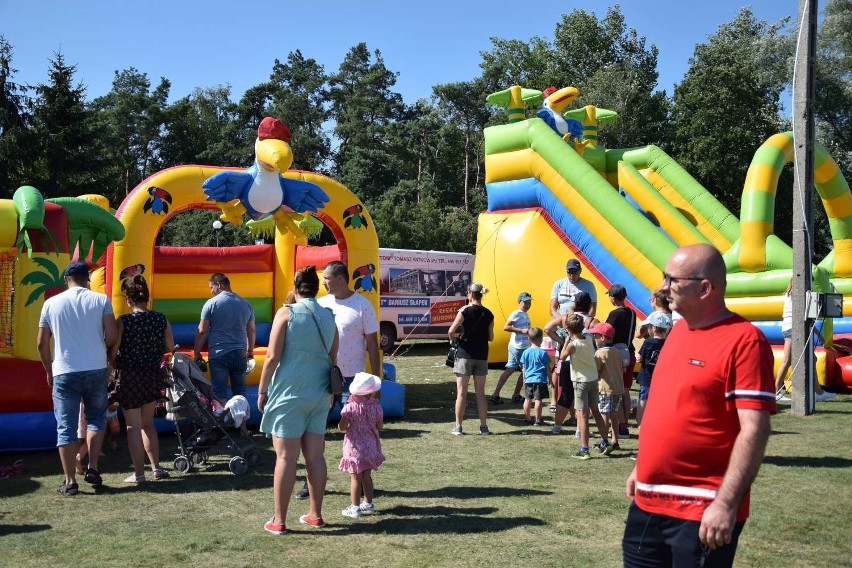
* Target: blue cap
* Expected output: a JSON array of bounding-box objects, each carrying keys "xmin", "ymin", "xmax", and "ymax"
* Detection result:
[
  {"xmin": 566, "ymin": 259, "xmax": 581, "ymax": 271},
  {"xmin": 63, "ymin": 262, "xmax": 90, "ymax": 280}
]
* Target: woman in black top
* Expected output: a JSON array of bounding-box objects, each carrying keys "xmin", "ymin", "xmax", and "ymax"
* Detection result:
[
  {"xmin": 448, "ymin": 283, "xmax": 494, "ymax": 436},
  {"xmin": 110, "ymin": 274, "xmax": 175, "ymax": 483}
]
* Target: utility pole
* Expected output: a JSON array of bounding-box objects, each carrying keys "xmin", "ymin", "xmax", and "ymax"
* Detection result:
[{"xmin": 791, "ymin": 0, "xmax": 818, "ymax": 416}]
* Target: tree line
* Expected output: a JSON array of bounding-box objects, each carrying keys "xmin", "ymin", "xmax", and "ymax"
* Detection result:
[{"xmin": 1, "ymin": 4, "xmax": 849, "ymax": 257}]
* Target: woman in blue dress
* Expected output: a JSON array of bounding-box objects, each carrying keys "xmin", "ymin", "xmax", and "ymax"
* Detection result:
[{"xmin": 258, "ymin": 266, "xmax": 339, "ymax": 534}]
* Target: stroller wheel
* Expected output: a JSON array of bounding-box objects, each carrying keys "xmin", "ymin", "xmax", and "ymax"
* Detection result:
[
  {"xmin": 229, "ymin": 456, "xmax": 249, "ymax": 476},
  {"xmin": 245, "ymin": 448, "xmax": 262, "ymax": 467},
  {"xmin": 174, "ymin": 456, "xmax": 192, "ymax": 474}
]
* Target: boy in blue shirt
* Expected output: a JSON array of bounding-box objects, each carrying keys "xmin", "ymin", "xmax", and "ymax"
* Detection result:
[{"xmin": 520, "ymin": 327, "xmax": 552, "ymax": 426}]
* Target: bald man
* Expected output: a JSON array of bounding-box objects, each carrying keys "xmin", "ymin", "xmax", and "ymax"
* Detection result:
[{"xmin": 623, "ymin": 244, "xmax": 776, "ymax": 568}]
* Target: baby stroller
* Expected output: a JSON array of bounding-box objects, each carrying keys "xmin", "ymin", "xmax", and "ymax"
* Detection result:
[{"xmin": 165, "ymin": 352, "xmax": 261, "ymax": 475}]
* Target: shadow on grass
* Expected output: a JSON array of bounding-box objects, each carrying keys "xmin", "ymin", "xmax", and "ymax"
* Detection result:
[
  {"xmin": 763, "ymin": 455, "xmax": 852, "ymax": 468},
  {"xmin": 0, "ymin": 523, "xmax": 51, "ymax": 536},
  {"xmin": 0, "ymin": 478, "xmax": 42, "ymax": 498},
  {"xmin": 340, "ymin": 504, "xmax": 546, "ymax": 535},
  {"xmin": 378, "ymin": 485, "xmax": 552, "ymax": 499},
  {"xmin": 91, "ymin": 470, "xmax": 276, "ymax": 495}
]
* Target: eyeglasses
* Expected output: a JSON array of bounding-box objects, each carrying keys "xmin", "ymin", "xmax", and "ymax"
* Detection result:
[
  {"xmin": 663, "ymin": 273, "xmax": 704, "ymax": 287},
  {"xmin": 567, "ymin": 269, "xmax": 579, "ymax": 274}
]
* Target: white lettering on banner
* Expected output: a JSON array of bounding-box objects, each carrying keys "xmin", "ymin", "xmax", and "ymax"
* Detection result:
[
  {"xmin": 399, "ymin": 314, "xmax": 429, "ymax": 324},
  {"xmin": 380, "ymin": 297, "xmax": 431, "ymax": 308}
]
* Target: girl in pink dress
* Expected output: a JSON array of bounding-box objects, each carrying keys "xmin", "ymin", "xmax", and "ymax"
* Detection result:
[{"xmin": 339, "ymin": 372, "xmax": 385, "ymax": 518}]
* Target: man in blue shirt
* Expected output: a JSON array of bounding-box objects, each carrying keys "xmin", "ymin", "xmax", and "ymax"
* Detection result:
[{"xmin": 194, "ymin": 273, "xmax": 255, "ymax": 406}]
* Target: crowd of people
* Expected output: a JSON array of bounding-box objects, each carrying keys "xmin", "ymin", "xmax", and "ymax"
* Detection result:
[
  {"xmin": 38, "ymin": 243, "xmax": 834, "ymax": 565},
  {"xmin": 446, "ymin": 245, "xmax": 785, "ymax": 565}
]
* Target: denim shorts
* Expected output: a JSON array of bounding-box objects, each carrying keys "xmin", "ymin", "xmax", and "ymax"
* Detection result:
[
  {"xmin": 506, "ymin": 346, "xmax": 526, "ymax": 370},
  {"xmin": 783, "ymin": 329, "xmax": 792, "ymax": 339},
  {"xmin": 53, "ymin": 368, "xmax": 108, "ymax": 446},
  {"xmin": 639, "ymin": 385, "xmax": 651, "ymax": 401},
  {"xmin": 209, "ymin": 349, "xmax": 247, "ymax": 401}
]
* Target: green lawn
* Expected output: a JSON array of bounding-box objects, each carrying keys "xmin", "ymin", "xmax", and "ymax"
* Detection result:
[{"xmin": 1, "ymin": 342, "xmax": 850, "ymax": 567}]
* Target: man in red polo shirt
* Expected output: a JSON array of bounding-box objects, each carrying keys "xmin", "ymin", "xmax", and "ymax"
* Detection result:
[{"xmin": 623, "ymin": 244, "xmax": 776, "ymax": 567}]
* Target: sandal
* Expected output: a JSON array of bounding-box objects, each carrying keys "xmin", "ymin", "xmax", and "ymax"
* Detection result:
[
  {"xmin": 153, "ymin": 468, "xmax": 170, "ymax": 480},
  {"xmin": 57, "ymin": 482, "xmax": 79, "ymax": 496},
  {"xmin": 83, "ymin": 468, "xmax": 103, "ymax": 486},
  {"xmin": 75, "ymin": 455, "xmax": 85, "ymax": 475},
  {"xmin": 124, "ymin": 474, "xmax": 146, "ymax": 484}
]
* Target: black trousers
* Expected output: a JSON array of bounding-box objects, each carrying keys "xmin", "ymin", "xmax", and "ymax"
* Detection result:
[{"xmin": 622, "ymin": 502, "xmax": 745, "ymax": 568}]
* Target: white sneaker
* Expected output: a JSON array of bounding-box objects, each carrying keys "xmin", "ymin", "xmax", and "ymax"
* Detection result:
[
  {"xmin": 816, "ymin": 391, "xmax": 837, "ymax": 401},
  {"xmin": 359, "ymin": 502, "xmax": 376, "ymax": 514},
  {"xmin": 342, "ymin": 504, "xmax": 361, "ymax": 518}
]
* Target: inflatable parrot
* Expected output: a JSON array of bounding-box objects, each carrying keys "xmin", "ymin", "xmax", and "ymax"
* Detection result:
[{"xmin": 202, "ymin": 117, "xmax": 329, "ymax": 234}]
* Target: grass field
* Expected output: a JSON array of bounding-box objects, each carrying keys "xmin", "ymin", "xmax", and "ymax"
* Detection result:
[{"xmin": 1, "ymin": 342, "xmax": 850, "ymax": 567}]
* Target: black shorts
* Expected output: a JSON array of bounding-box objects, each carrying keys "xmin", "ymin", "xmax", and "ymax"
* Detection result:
[
  {"xmin": 557, "ymin": 360, "xmax": 574, "ymax": 408},
  {"xmin": 525, "ymin": 383, "xmax": 549, "ymax": 401}
]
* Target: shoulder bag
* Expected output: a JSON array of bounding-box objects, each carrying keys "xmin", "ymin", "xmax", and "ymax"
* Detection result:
[
  {"xmin": 445, "ymin": 344, "xmax": 458, "ymax": 367},
  {"xmin": 304, "ymin": 302, "xmax": 344, "ymax": 395}
]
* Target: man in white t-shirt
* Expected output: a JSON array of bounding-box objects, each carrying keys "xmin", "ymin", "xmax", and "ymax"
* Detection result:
[
  {"xmin": 37, "ymin": 262, "xmax": 118, "ymax": 496},
  {"xmin": 319, "ymin": 260, "xmax": 381, "ymax": 398},
  {"xmin": 550, "ymin": 259, "xmax": 598, "ymax": 318},
  {"xmin": 295, "ymin": 259, "xmax": 381, "ymax": 500}
]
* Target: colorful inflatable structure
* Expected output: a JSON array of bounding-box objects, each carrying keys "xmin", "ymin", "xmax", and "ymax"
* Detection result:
[
  {"xmin": 0, "ymin": 188, "xmax": 126, "ymax": 450},
  {"xmin": 0, "ymin": 119, "xmax": 403, "ymax": 452},
  {"xmin": 476, "ymin": 85, "xmax": 852, "ymax": 391}
]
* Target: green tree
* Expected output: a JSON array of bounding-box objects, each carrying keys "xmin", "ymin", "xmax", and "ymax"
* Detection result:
[
  {"xmin": 478, "ymin": 7, "xmax": 670, "ymax": 149},
  {"xmin": 0, "ymin": 35, "xmax": 31, "ymax": 198},
  {"xmin": 28, "ymin": 52, "xmax": 106, "ymax": 198},
  {"xmin": 90, "ymin": 68, "xmax": 170, "ymax": 202},
  {"xmin": 328, "ymin": 43, "xmax": 404, "ymax": 201},
  {"xmin": 266, "ymin": 50, "xmax": 331, "ymax": 172},
  {"xmin": 479, "ymin": 36, "xmax": 553, "ymax": 94},
  {"xmin": 158, "ymin": 86, "xmax": 250, "ymax": 169},
  {"xmin": 159, "ymin": 209, "xmax": 254, "ymax": 247},
  {"xmin": 432, "ymin": 80, "xmax": 492, "ymax": 211},
  {"xmin": 815, "ymin": 0, "xmax": 852, "ymax": 174},
  {"xmin": 670, "ymin": 8, "xmax": 788, "ymax": 214}
]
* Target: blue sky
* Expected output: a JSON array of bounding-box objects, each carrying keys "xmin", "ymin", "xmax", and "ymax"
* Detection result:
[{"xmin": 3, "ymin": 0, "xmax": 798, "ymax": 105}]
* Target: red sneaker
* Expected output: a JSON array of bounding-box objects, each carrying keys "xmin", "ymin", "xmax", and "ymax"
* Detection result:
[
  {"xmin": 264, "ymin": 517, "xmax": 287, "ymax": 535},
  {"xmin": 299, "ymin": 514, "xmax": 326, "ymax": 528}
]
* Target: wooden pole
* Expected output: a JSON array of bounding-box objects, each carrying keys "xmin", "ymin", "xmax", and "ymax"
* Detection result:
[{"xmin": 791, "ymin": 0, "xmax": 818, "ymax": 416}]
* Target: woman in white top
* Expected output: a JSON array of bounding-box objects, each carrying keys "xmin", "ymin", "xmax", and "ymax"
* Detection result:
[{"xmin": 774, "ymin": 279, "xmax": 836, "ymax": 401}]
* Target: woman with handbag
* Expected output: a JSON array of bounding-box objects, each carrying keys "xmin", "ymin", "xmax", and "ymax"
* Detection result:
[
  {"xmin": 448, "ymin": 282, "xmax": 495, "ymax": 436},
  {"xmin": 109, "ymin": 273, "xmax": 175, "ymax": 484},
  {"xmin": 257, "ymin": 266, "xmax": 339, "ymax": 534}
]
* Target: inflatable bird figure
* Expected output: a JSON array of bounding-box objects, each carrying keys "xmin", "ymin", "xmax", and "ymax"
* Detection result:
[
  {"xmin": 536, "ymin": 86, "xmax": 581, "ymax": 140},
  {"xmin": 202, "ymin": 117, "xmax": 329, "ymax": 233}
]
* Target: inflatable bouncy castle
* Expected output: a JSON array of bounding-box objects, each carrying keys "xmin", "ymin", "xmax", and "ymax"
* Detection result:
[
  {"xmin": 0, "ymin": 188, "xmax": 125, "ymax": 451},
  {"xmin": 0, "ymin": 118, "xmax": 403, "ymax": 452},
  {"xmin": 477, "ymin": 85, "xmax": 852, "ymax": 391}
]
